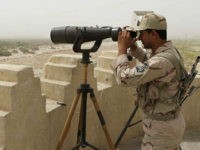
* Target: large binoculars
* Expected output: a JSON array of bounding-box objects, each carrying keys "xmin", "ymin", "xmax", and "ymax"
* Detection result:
[{"xmin": 50, "ymin": 26, "xmax": 137, "ymax": 52}]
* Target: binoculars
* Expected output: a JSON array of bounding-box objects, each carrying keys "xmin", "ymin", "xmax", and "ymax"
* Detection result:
[{"xmin": 50, "ymin": 26, "xmax": 137, "ymax": 52}]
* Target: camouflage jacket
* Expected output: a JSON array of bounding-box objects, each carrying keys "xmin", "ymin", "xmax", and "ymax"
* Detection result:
[{"xmin": 112, "ymin": 41, "xmax": 184, "ymax": 118}]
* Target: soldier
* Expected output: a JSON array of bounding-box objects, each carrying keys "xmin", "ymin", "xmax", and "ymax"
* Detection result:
[{"xmin": 112, "ymin": 12, "xmax": 185, "ymax": 150}]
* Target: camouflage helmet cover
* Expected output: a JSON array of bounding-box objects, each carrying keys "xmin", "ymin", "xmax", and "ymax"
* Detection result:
[{"xmin": 128, "ymin": 13, "xmax": 167, "ymax": 31}]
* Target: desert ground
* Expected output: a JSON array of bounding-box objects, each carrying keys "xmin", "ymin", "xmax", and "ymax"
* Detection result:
[
  {"xmin": 0, "ymin": 39, "xmax": 199, "ymax": 77},
  {"xmin": 0, "ymin": 39, "xmax": 118, "ymax": 77}
]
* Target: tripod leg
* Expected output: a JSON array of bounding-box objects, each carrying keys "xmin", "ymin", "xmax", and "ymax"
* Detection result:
[
  {"xmin": 56, "ymin": 91, "xmax": 82, "ymax": 150},
  {"xmin": 115, "ymin": 105, "xmax": 139, "ymax": 148},
  {"xmin": 73, "ymin": 86, "xmax": 100, "ymax": 150},
  {"xmin": 90, "ymin": 91, "xmax": 116, "ymax": 150},
  {"xmin": 75, "ymin": 99, "xmax": 83, "ymax": 150}
]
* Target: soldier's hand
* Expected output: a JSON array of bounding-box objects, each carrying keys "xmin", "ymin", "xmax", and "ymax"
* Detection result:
[{"xmin": 117, "ymin": 30, "xmax": 132, "ymax": 55}]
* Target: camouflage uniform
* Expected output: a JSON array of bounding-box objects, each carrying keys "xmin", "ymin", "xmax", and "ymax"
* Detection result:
[{"xmin": 112, "ymin": 41, "xmax": 185, "ymax": 149}]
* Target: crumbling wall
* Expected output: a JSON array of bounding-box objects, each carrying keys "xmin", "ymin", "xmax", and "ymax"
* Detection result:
[
  {"xmin": 0, "ymin": 51, "xmax": 199, "ymax": 150},
  {"xmin": 0, "ymin": 64, "xmax": 48, "ymax": 150}
]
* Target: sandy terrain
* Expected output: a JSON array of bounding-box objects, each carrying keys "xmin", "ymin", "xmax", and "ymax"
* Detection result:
[
  {"xmin": 0, "ymin": 49, "xmax": 70, "ymax": 77},
  {"xmin": 1, "ymin": 41, "xmax": 198, "ymax": 78},
  {"xmin": 0, "ymin": 41, "xmax": 118, "ymax": 77}
]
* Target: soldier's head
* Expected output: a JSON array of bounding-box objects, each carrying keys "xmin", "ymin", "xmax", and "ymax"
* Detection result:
[{"xmin": 134, "ymin": 13, "xmax": 167, "ymax": 50}]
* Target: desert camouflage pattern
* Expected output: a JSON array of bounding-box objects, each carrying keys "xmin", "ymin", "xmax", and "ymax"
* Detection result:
[
  {"xmin": 142, "ymin": 112, "xmax": 185, "ymax": 150},
  {"xmin": 112, "ymin": 41, "xmax": 185, "ymax": 149},
  {"xmin": 134, "ymin": 12, "xmax": 167, "ymax": 31}
]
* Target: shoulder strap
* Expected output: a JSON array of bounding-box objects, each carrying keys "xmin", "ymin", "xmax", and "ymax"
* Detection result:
[
  {"xmin": 155, "ymin": 49, "xmax": 189, "ymax": 105},
  {"xmin": 155, "ymin": 48, "xmax": 188, "ymax": 80}
]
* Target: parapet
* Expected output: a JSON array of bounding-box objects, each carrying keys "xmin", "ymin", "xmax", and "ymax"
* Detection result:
[{"xmin": 0, "ymin": 51, "xmax": 199, "ymax": 149}]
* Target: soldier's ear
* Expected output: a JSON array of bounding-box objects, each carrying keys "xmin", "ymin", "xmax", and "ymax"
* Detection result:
[{"xmin": 151, "ymin": 30, "xmax": 159, "ymax": 39}]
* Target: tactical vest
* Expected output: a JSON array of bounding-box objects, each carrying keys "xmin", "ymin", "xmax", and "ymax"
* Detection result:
[{"xmin": 137, "ymin": 47, "xmax": 188, "ymax": 113}]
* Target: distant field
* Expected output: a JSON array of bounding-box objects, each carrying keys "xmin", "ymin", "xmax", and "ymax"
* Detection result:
[
  {"xmin": 0, "ymin": 39, "xmax": 55, "ymax": 56},
  {"xmin": 173, "ymin": 39, "xmax": 200, "ymax": 70},
  {"xmin": 0, "ymin": 38, "xmax": 199, "ymax": 70}
]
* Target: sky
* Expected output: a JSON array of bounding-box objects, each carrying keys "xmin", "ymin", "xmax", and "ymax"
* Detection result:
[{"xmin": 0, "ymin": 0, "xmax": 200, "ymax": 39}]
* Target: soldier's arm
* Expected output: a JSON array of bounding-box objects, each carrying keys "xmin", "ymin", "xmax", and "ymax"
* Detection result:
[
  {"xmin": 112, "ymin": 55, "xmax": 175, "ymax": 86},
  {"xmin": 129, "ymin": 46, "xmax": 147, "ymax": 63}
]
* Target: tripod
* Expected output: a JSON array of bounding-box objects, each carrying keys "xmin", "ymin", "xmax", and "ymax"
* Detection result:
[{"xmin": 56, "ymin": 52, "xmax": 115, "ymax": 150}]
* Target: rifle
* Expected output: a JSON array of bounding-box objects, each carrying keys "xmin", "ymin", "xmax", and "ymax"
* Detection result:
[{"xmin": 180, "ymin": 56, "xmax": 200, "ymax": 105}]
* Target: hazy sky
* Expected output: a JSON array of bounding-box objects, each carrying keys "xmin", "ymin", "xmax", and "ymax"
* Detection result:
[{"xmin": 0, "ymin": 0, "xmax": 200, "ymax": 39}]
